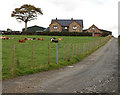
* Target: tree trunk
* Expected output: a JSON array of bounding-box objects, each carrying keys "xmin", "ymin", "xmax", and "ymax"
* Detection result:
[{"xmin": 25, "ymin": 22, "xmax": 27, "ymax": 32}]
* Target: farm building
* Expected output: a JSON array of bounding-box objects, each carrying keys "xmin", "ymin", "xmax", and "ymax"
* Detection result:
[
  {"xmin": 84, "ymin": 24, "xmax": 112, "ymax": 37},
  {"xmin": 0, "ymin": 30, "xmax": 5, "ymax": 35},
  {"xmin": 43, "ymin": 27, "xmax": 49, "ymax": 32},
  {"xmin": 49, "ymin": 18, "xmax": 83, "ymax": 32},
  {"xmin": 22, "ymin": 25, "xmax": 45, "ymax": 32},
  {"xmin": 100, "ymin": 29, "xmax": 112, "ymax": 36}
]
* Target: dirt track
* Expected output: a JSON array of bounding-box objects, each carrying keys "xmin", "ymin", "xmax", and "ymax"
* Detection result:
[{"xmin": 2, "ymin": 38, "xmax": 118, "ymax": 93}]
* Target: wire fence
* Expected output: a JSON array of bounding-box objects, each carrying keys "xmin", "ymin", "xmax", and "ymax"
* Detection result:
[{"xmin": 2, "ymin": 35, "xmax": 111, "ymax": 79}]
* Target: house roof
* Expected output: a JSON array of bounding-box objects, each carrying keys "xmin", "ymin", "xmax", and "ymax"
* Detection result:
[
  {"xmin": 100, "ymin": 29, "xmax": 112, "ymax": 33},
  {"xmin": 51, "ymin": 19, "xmax": 83, "ymax": 27},
  {"xmin": 43, "ymin": 27, "xmax": 49, "ymax": 31}
]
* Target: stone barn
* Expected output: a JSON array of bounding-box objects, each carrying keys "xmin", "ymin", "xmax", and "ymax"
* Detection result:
[
  {"xmin": 84, "ymin": 24, "xmax": 103, "ymax": 37},
  {"xmin": 84, "ymin": 24, "xmax": 112, "ymax": 37}
]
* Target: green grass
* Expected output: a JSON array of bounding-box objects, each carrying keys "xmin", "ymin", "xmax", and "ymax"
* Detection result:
[
  {"xmin": 2, "ymin": 35, "xmax": 111, "ymax": 80},
  {"xmin": 118, "ymin": 37, "xmax": 120, "ymax": 46}
]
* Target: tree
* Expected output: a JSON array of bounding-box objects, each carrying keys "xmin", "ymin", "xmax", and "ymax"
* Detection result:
[
  {"xmin": 11, "ymin": 4, "xmax": 43, "ymax": 32},
  {"xmin": 7, "ymin": 28, "xmax": 12, "ymax": 32}
]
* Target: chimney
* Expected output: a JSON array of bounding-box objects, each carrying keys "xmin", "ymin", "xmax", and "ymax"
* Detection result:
[{"xmin": 71, "ymin": 18, "xmax": 73, "ymax": 20}]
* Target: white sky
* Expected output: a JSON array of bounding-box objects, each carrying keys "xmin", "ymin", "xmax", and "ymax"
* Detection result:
[{"xmin": 0, "ymin": 0, "xmax": 119, "ymax": 37}]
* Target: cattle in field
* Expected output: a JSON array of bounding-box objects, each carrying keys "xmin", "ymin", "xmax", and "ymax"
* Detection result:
[
  {"xmin": 33, "ymin": 38, "xmax": 36, "ymax": 40},
  {"xmin": 58, "ymin": 38, "xmax": 63, "ymax": 40},
  {"xmin": 10, "ymin": 37, "xmax": 15, "ymax": 39},
  {"xmin": 50, "ymin": 38, "xmax": 58, "ymax": 43},
  {"xmin": 18, "ymin": 39, "xmax": 25, "ymax": 43},
  {"xmin": 24, "ymin": 38, "xmax": 36, "ymax": 40},
  {"xmin": 38, "ymin": 38, "xmax": 44, "ymax": 40},
  {"xmin": 0, "ymin": 36, "xmax": 9, "ymax": 40},
  {"xmin": 24, "ymin": 38, "xmax": 28, "ymax": 40}
]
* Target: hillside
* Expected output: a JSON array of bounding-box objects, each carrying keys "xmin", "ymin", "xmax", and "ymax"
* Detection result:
[{"xmin": 22, "ymin": 25, "xmax": 46, "ymax": 32}]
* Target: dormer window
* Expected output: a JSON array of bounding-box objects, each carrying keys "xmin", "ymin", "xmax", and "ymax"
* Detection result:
[
  {"xmin": 73, "ymin": 26, "xmax": 77, "ymax": 30},
  {"xmin": 53, "ymin": 26, "xmax": 58, "ymax": 29},
  {"xmin": 65, "ymin": 27, "xmax": 68, "ymax": 29}
]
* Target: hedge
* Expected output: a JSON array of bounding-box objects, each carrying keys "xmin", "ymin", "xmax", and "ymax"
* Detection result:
[
  {"xmin": 3, "ymin": 31, "xmax": 110, "ymax": 37},
  {"xmin": 25, "ymin": 31, "xmax": 93, "ymax": 36}
]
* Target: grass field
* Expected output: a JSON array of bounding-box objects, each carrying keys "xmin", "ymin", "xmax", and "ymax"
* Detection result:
[{"xmin": 2, "ymin": 35, "xmax": 111, "ymax": 79}]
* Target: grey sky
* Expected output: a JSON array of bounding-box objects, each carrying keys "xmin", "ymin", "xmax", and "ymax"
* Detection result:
[{"xmin": 0, "ymin": 0, "xmax": 118, "ymax": 37}]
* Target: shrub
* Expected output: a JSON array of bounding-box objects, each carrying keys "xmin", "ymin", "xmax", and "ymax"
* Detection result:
[{"xmin": 35, "ymin": 31, "xmax": 92, "ymax": 36}]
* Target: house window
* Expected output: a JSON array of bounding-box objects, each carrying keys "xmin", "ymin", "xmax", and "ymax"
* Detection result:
[
  {"xmin": 65, "ymin": 27, "xmax": 68, "ymax": 29},
  {"xmin": 53, "ymin": 26, "xmax": 58, "ymax": 29},
  {"xmin": 92, "ymin": 27, "xmax": 95, "ymax": 30},
  {"xmin": 73, "ymin": 26, "xmax": 77, "ymax": 30}
]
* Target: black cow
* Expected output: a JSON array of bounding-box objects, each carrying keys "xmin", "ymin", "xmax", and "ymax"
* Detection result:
[{"xmin": 50, "ymin": 38, "xmax": 58, "ymax": 43}]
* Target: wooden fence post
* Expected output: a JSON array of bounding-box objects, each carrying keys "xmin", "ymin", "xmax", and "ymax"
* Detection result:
[
  {"xmin": 79, "ymin": 44, "xmax": 80, "ymax": 55},
  {"xmin": 64, "ymin": 44, "xmax": 66, "ymax": 61},
  {"xmin": 11, "ymin": 44, "xmax": 15, "ymax": 76},
  {"xmin": 76, "ymin": 44, "xmax": 78, "ymax": 55},
  {"xmin": 31, "ymin": 44, "xmax": 34, "ymax": 69},
  {"xmin": 68, "ymin": 44, "xmax": 70, "ymax": 60},
  {"xmin": 48, "ymin": 43, "xmax": 50, "ymax": 64},
  {"xmin": 83, "ymin": 43, "xmax": 85, "ymax": 53},
  {"xmin": 72, "ymin": 44, "xmax": 74, "ymax": 56},
  {"xmin": 86, "ymin": 43, "xmax": 88, "ymax": 53},
  {"xmin": 81, "ymin": 43, "xmax": 83, "ymax": 54}
]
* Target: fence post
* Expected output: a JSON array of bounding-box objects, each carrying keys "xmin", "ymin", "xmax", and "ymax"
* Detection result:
[
  {"xmin": 11, "ymin": 44, "xmax": 15, "ymax": 76},
  {"xmin": 56, "ymin": 43, "xmax": 58, "ymax": 64},
  {"xmin": 72, "ymin": 44, "xmax": 74, "ymax": 56},
  {"xmin": 76, "ymin": 44, "xmax": 78, "ymax": 55},
  {"xmin": 79, "ymin": 44, "xmax": 80, "ymax": 55},
  {"xmin": 31, "ymin": 44, "xmax": 34, "ymax": 69},
  {"xmin": 86, "ymin": 43, "xmax": 88, "ymax": 53},
  {"xmin": 83, "ymin": 43, "xmax": 85, "ymax": 53},
  {"xmin": 64, "ymin": 44, "xmax": 66, "ymax": 61},
  {"xmin": 68, "ymin": 44, "xmax": 70, "ymax": 60},
  {"xmin": 48, "ymin": 43, "xmax": 50, "ymax": 64}
]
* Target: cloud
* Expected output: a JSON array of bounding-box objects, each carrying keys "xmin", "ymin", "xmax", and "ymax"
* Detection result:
[
  {"xmin": 90, "ymin": 0, "xmax": 109, "ymax": 5},
  {"xmin": 48, "ymin": 0, "xmax": 77, "ymax": 12}
]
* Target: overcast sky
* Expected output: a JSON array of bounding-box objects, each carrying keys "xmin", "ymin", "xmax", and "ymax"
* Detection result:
[{"xmin": 0, "ymin": 0, "xmax": 119, "ymax": 37}]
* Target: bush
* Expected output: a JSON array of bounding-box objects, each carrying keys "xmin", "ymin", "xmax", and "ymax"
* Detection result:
[
  {"xmin": 21, "ymin": 31, "xmax": 35, "ymax": 35},
  {"xmin": 35, "ymin": 31, "xmax": 92, "ymax": 36},
  {"xmin": 4, "ymin": 31, "xmax": 21, "ymax": 35}
]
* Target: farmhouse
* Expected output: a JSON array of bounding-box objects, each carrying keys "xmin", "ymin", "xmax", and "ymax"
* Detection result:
[
  {"xmin": 84, "ymin": 24, "xmax": 112, "ymax": 37},
  {"xmin": 20, "ymin": 19, "xmax": 111, "ymax": 37},
  {"xmin": 49, "ymin": 18, "xmax": 83, "ymax": 32}
]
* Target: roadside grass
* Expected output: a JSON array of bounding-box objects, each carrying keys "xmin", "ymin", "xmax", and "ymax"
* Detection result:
[
  {"xmin": 2, "ymin": 35, "xmax": 111, "ymax": 80},
  {"xmin": 119, "ymin": 37, "xmax": 120, "ymax": 47}
]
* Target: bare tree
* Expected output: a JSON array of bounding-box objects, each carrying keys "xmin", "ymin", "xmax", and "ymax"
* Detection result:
[{"xmin": 11, "ymin": 4, "xmax": 43, "ymax": 32}]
